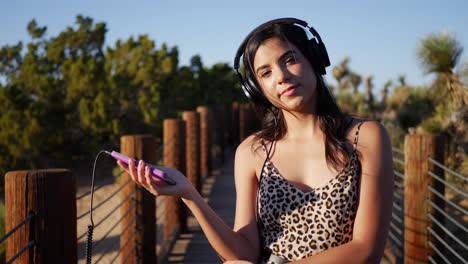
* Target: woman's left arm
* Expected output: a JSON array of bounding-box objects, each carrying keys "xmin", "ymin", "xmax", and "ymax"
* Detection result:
[{"xmin": 292, "ymin": 121, "xmax": 394, "ymax": 264}]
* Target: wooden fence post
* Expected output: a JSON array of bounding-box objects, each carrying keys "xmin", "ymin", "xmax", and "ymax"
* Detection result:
[
  {"xmin": 213, "ymin": 104, "xmax": 227, "ymax": 164},
  {"xmin": 230, "ymin": 102, "xmax": 240, "ymax": 146},
  {"xmin": 404, "ymin": 134, "xmax": 445, "ymax": 263},
  {"xmin": 182, "ymin": 111, "xmax": 201, "ymax": 192},
  {"xmin": 197, "ymin": 106, "xmax": 212, "ymax": 180},
  {"xmin": 238, "ymin": 103, "xmax": 247, "ymax": 143},
  {"xmin": 121, "ymin": 135, "xmax": 157, "ymax": 264},
  {"xmin": 239, "ymin": 103, "xmax": 258, "ymax": 142},
  {"xmin": 215, "ymin": 104, "xmax": 228, "ymax": 163},
  {"xmin": 5, "ymin": 169, "xmax": 76, "ymax": 263},
  {"xmin": 163, "ymin": 119, "xmax": 187, "ymax": 234}
]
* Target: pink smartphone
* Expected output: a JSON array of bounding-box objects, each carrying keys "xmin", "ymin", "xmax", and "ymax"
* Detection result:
[{"xmin": 106, "ymin": 151, "xmax": 176, "ymax": 185}]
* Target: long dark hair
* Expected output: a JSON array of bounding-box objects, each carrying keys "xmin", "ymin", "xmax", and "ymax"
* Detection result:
[{"xmin": 243, "ymin": 22, "xmax": 353, "ymax": 171}]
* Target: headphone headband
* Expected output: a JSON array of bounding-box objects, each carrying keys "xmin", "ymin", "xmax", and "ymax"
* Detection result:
[{"xmin": 234, "ymin": 18, "xmax": 325, "ymax": 70}]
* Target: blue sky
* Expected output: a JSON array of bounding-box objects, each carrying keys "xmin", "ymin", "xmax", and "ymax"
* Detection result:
[{"xmin": 2, "ymin": 0, "xmax": 467, "ymax": 93}]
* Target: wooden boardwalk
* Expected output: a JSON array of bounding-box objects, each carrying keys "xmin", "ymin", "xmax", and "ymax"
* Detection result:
[{"xmin": 167, "ymin": 149, "xmax": 236, "ymax": 264}]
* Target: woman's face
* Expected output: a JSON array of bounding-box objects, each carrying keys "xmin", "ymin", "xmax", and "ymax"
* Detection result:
[{"xmin": 253, "ymin": 37, "xmax": 317, "ymax": 112}]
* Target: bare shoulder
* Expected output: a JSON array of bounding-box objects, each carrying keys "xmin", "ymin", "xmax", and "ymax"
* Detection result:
[
  {"xmin": 235, "ymin": 134, "xmax": 264, "ymax": 161},
  {"xmin": 352, "ymin": 120, "xmax": 393, "ymax": 177},
  {"xmin": 235, "ymin": 134, "xmax": 265, "ymax": 176},
  {"xmin": 356, "ymin": 120, "xmax": 391, "ymax": 151}
]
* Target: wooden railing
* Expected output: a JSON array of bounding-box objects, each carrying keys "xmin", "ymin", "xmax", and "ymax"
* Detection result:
[{"xmin": 385, "ymin": 135, "xmax": 467, "ymax": 263}]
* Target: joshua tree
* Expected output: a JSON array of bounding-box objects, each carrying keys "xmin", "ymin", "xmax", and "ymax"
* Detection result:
[
  {"xmin": 397, "ymin": 74, "xmax": 406, "ymax": 87},
  {"xmin": 364, "ymin": 75, "xmax": 374, "ymax": 102},
  {"xmin": 349, "ymin": 72, "xmax": 362, "ymax": 94},
  {"xmin": 364, "ymin": 75, "xmax": 375, "ymax": 118},
  {"xmin": 332, "ymin": 57, "xmax": 350, "ymax": 92},
  {"xmin": 382, "ymin": 80, "xmax": 392, "ymax": 106},
  {"xmin": 417, "ymin": 30, "xmax": 467, "ymax": 107}
]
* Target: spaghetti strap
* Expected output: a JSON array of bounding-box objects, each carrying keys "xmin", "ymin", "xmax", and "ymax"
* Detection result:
[
  {"xmin": 259, "ymin": 139, "xmax": 269, "ymax": 155},
  {"xmin": 257, "ymin": 139, "xmax": 270, "ymax": 223},
  {"xmin": 353, "ymin": 121, "xmax": 365, "ymax": 151}
]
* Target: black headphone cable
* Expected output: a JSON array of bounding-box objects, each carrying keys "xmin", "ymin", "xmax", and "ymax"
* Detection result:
[{"xmin": 85, "ymin": 150, "xmax": 107, "ymax": 264}]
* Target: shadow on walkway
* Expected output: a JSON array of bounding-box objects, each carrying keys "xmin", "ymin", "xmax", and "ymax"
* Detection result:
[{"xmin": 167, "ymin": 149, "xmax": 236, "ymax": 264}]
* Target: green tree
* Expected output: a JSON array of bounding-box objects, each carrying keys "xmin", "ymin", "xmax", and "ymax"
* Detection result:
[
  {"xmin": 175, "ymin": 55, "xmax": 244, "ymax": 109},
  {"xmin": 204, "ymin": 62, "xmax": 244, "ymax": 105},
  {"xmin": 0, "ymin": 18, "xmax": 69, "ymax": 171},
  {"xmin": 105, "ymin": 35, "xmax": 179, "ymax": 136}
]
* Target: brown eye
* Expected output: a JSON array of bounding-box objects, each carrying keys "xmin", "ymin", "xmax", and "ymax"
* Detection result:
[
  {"xmin": 260, "ymin": 70, "xmax": 271, "ymax": 78},
  {"xmin": 286, "ymin": 56, "xmax": 297, "ymax": 64}
]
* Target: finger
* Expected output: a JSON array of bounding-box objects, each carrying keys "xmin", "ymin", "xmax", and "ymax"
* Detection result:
[
  {"xmin": 137, "ymin": 160, "xmax": 146, "ymax": 184},
  {"xmin": 117, "ymin": 160, "xmax": 128, "ymax": 170},
  {"xmin": 143, "ymin": 166, "xmax": 157, "ymax": 193},
  {"xmin": 128, "ymin": 158, "xmax": 137, "ymax": 182},
  {"xmin": 140, "ymin": 165, "xmax": 150, "ymax": 188},
  {"xmin": 117, "ymin": 161, "xmax": 130, "ymax": 176}
]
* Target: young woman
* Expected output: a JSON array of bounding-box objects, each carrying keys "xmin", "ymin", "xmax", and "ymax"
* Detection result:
[{"xmin": 117, "ymin": 18, "xmax": 394, "ymax": 263}]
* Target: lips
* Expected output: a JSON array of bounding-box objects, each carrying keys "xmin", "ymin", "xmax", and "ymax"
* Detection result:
[{"xmin": 280, "ymin": 86, "xmax": 298, "ymax": 96}]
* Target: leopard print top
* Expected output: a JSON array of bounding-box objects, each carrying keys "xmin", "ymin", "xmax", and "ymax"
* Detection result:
[{"xmin": 257, "ymin": 122, "xmax": 363, "ymax": 263}]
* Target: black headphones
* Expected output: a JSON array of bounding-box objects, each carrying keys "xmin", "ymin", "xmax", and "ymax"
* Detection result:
[{"xmin": 233, "ymin": 18, "xmax": 330, "ymax": 107}]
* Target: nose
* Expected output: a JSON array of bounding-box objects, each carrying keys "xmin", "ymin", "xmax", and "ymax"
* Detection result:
[{"xmin": 276, "ymin": 65, "xmax": 291, "ymax": 84}]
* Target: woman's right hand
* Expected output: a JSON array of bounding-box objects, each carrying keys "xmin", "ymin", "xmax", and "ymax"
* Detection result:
[{"xmin": 117, "ymin": 159, "xmax": 196, "ymax": 199}]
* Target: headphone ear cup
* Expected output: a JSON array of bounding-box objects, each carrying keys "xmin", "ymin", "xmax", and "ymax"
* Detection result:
[
  {"xmin": 307, "ymin": 39, "xmax": 325, "ymax": 75},
  {"xmin": 244, "ymin": 74, "xmax": 272, "ymax": 108},
  {"xmin": 307, "ymin": 39, "xmax": 330, "ymax": 75},
  {"xmin": 241, "ymin": 74, "xmax": 256, "ymax": 98},
  {"xmin": 245, "ymin": 75, "xmax": 257, "ymax": 95},
  {"xmin": 317, "ymin": 42, "xmax": 330, "ymax": 69},
  {"xmin": 237, "ymin": 70, "xmax": 258, "ymax": 99}
]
